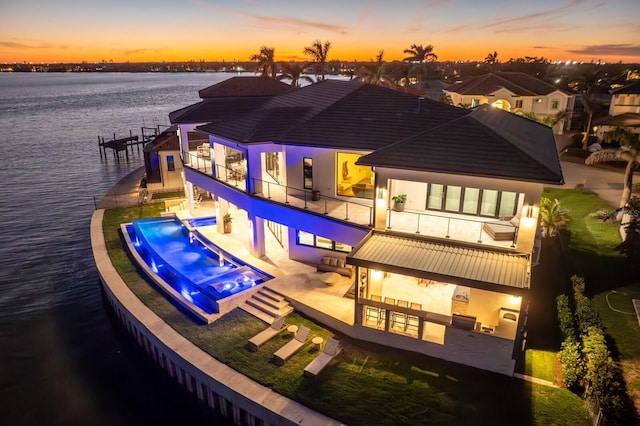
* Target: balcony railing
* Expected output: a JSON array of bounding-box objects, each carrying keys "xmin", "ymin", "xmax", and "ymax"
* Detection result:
[
  {"xmin": 386, "ymin": 208, "xmax": 518, "ymax": 248},
  {"xmin": 251, "ymin": 178, "xmax": 374, "ymax": 227}
]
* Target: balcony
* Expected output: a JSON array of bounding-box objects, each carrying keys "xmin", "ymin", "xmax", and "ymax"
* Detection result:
[{"xmin": 386, "ymin": 208, "xmax": 519, "ymax": 249}]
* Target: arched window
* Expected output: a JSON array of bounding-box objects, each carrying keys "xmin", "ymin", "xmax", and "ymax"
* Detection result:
[{"xmin": 491, "ymin": 99, "xmax": 511, "ymax": 111}]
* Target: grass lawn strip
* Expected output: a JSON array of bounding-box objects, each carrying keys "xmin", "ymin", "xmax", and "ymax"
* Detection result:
[{"xmin": 102, "ymin": 203, "xmax": 590, "ymax": 426}]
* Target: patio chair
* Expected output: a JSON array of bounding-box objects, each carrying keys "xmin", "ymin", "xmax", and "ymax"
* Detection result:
[
  {"xmin": 303, "ymin": 338, "xmax": 342, "ymax": 378},
  {"xmin": 247, "ymin": 316, "xmax": 287, "ymax": 352},
  {"xmin": 273, "ymin": 325, "xmax": 311, "ymax": 365}
]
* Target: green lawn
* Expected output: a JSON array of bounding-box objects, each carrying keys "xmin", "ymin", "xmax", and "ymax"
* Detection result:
[{"xmin": 101, "ymin": 204, "xmax": 591, "ymax": 425}]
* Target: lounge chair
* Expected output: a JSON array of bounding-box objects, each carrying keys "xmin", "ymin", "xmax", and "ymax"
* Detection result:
[
  {"xmin": 303, "ymin": 338, "xmax": 342, "ymax": 378},
  {"xmin": 273, "ymin": 325, "xmax": 311, "ymax": 365},
  {"xmin": 247, "ymin": 316, "xmax": 287, "ymax": 352}
]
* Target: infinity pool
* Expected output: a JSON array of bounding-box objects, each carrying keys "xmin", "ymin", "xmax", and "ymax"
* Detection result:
[{"xmin": 124, "ymin": 216, "xmax": 271, "ymax": 315}]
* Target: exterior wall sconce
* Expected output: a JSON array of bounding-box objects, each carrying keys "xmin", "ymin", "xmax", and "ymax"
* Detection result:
[
  {"xmin": 376, "ymin": 187, "xmax": 387, "ymax": 208},
  {"xmin": 371, "ymin": 269, "xmax": 383, "ymax": 280},
  {"xmin": 522, "ymin": 203, "xmax": 537, "ymax": 226},
  {"xmin": 523, "ymin": 204, "xmax": 534, "ymax": 218}
]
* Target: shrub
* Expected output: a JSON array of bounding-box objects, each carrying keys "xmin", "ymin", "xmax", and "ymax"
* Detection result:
[
  {"xmin": 582, "ymin": 327, "xmax": 625, "ymax": 414},
  {"xmin": 556, "ymin": 294, "xmax": 576, "ymax": 341},
  {"xmin": 559, "ymin": 337, "xmax": 584, "ymax": 388}
]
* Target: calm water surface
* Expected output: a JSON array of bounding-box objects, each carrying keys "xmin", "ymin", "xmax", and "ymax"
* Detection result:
[{"xmin": 0, "ymin": 72, "xmax": 243, "ymax": 425}]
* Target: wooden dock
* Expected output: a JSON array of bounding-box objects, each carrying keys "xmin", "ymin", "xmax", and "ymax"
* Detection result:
[{"xmin": 98, "ymin": 126, "xmax": 163, "ymax": 160}]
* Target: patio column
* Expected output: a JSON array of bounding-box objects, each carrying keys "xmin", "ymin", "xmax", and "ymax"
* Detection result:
[
  {"xmin": 248, "ymin": 214, "xmax": 265, "ymax": 258},
  {"xmin": 247, "ymin": 149, "xmax": 263, "ymax": 195},
  {"xmin": 373, "ymin": 176, "xmax": 389, "ymax": 230}
]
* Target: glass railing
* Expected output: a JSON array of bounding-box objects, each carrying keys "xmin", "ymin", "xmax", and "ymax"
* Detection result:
[
  {"xmin": 251, "ymin": 177, "xmax": 374, "ymax": 227},
  {"xmin": 386, "ymin": 208, "xmax": 518, "ymax": 247}
]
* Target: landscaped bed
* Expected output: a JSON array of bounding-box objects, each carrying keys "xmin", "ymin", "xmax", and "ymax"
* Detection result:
[{"xmin": 102, "ymin": 202, "xmax": 592, "ymax": 426}]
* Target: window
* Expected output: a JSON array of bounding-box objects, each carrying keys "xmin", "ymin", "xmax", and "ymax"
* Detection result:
[
  {"xmin": 498, "ymin": 191, "xmax": 518, "ymax": 217},
  {"xmin": 267, "ymin": 220, "xmax": 284, "ymax": 247},
  {"xmin": 265, "ymin": 152, "xmax": 281, "ymax": 183},
  {"xmin": 167, "ymin": 155, "xmax": 175, "ymax": 171},
  {"xmin": 303, "ymin": 157, "xmax": 313, "ymax": 189},
  {"xmin": 336, "ymin": 152, "xmax": 374, "ymax": 199},
  {"xmin": 427, "ymin": 184, "xmax": 444, "ymax": 210},
  {"xmin": 480, "ymin": 190, "xmax": 498, "ymax": 216},
  {"xmin": 444, "ymin": 186, "xmax": 462, "ymax": 212},
  {"xmin": 515, "ymin": 100, "xmax": 523, "ymax": 108},
  {"xmin": 462, "ymin": 187, "xmax": 480, "ymax": 214},
  {"xmin": 425, "ymin": 184, "xmax": 518, "ymax": 218},
  {"xmin": 471, "ymin": 98, "xmax": 480, "ymax": 107},
  {"xmin": 296, "ymin": 230, "xmax": 352, "ymax": 253},
  {"xmin": 551, "ymin": 100, "xmax": 559, "ymax": 109}
]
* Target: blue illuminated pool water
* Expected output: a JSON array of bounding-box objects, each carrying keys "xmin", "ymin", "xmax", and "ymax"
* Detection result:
[
  {"xmin": 126, "ymin": 217, "xmax": 270, "ymax": 314},
  {"xmin": 185, "ymin": 216, "xmax": 217, "ymax": 228}
]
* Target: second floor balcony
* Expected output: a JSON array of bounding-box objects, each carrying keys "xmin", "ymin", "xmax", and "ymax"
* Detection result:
[{"xmin": 183, "ymin": 151, "xmax": 528, "ymax": 251}]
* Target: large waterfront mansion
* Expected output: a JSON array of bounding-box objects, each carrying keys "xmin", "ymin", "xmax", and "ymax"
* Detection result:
[{"xmin": 144, "ymin": 76, "xmax": 564, "ymax": 375}]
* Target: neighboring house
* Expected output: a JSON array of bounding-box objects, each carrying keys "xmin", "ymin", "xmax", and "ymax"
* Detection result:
[
  {"xmin": 444, "ymin": 72, "xmax": 575, "ymax": 134},
  {"xmin": 168, "ymin": 79, "xmax": 563, "ymax": 375},
  {"xmin": 418, "ymin": 79, "xmax": 450, "ymax": 101},
  {"xmin": 594, "ymin": 80, "xmax": 640, "ymax": 139}
]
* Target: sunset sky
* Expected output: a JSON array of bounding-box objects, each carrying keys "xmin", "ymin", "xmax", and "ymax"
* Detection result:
[{"xmin": 1, "ymin": 0, "xmax": 639, "ymax": 64}]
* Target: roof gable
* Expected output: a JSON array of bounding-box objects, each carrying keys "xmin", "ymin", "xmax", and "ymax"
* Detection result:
[{"xmin": 446, "ymin": 72, "xmax": 566, "ymax": 97}]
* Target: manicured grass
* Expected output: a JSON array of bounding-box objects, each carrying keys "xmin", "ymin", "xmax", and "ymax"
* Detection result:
[
  {"xmin": 101, "ymin": 205, "xmax": 591, "ymax": 426},
  {"xmin": 151, "ymin": 190, "xmax": 185, "ymax": 199},
  {"xmin": 524, "ymin": 349, "xmax": 559, "ymax": 384}
]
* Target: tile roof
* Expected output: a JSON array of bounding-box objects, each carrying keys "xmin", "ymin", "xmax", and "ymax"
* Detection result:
[
  {"xmin": 445, "ymin": 72, "xmax": 567, "ymax": 96},
  {"xmin": 197, "ymin": 76, "xmax": 292, "ymax": 98},
  {"xmin": 357, "ymin": 104, "xmax": 564, "ymax": 184},
  {"xmin": 198, "ymin": 80, "xmax": 469, "ymax": 149},
  {"xmin": 192, "ymin": 79, "xmax": 562, "ymax": 184},
  {"xmin": 169, "ymin": 97, "xmax": 271, "ymax": 124},
  {"xmin": 348, "ymin": 231, "xmax": 530, "ymax": 291}
]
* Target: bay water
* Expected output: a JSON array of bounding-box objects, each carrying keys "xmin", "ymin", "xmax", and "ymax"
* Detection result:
[{"xmin": 0, "ymin": 72, "xmax": 243, "ymax": 425}]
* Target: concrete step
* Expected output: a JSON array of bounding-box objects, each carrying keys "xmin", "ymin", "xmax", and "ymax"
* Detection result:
[
  {"xmin": 246, "ymin": 297, "xmax": 293, "ymax": 319},
  {"xmin": 253, "ymin": 292, "xmax": 290, "ymax": 310},
  {"xmin": 261, "ymin": 286, "xmax": 287, "ymax": 300},
  {"xmin": 239, "ymin": 303, "xmax": 276, "ymax": 324},
  {"xmin": 256, "ymin": 287, "xmax": 285, "ymax": 304}
]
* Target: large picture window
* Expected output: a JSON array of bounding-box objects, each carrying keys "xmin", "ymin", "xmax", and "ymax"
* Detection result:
[
  {"xmin": 425, "ymin": 184, "xmax": 518, "ymax": 218},
  {"xmin": 303, "ymin": 157, "xmax": 313, "ymax": 190},
  {"xmin": 336, "ymin": 152, "xmax": 374, "ymax": 199},
  {"xmin": 296, "ymin": 230, "xmax": 352, "ymax": 253}
]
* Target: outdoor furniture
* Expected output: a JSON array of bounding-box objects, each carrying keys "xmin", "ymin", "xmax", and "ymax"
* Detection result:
[
  {"xmin": 247, "ymin": 316, "xmax": 287, "ymax": 351},
  {"xmin": 303, "ymin": 338, "xmax": 342, "ymax": 378},
  {"xmin": 287, "ymin": 324, "xmax": 299, "ymax": 337},
  {"xmin": 312, "ymin": 336, "xmax": 324, "ymax": 350},
  {"xmin": 482, "ymin": 217, "xmax": 519, "ymax": 241},
  {"xmin": 391, "ymin": 300, "xmax": 409, "ymax": 330},
  {"xmin": 316, "ymin": 256, "xmax": 353, "ymax": 278},
  {"xmin": 273, "ymin": 325, "xmax": 311, "ymax": 365}
]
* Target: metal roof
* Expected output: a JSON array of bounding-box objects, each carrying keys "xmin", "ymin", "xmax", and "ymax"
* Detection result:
[{"xmin": 348, "ymin": 231, "xmax": 531, "ymax": 292}]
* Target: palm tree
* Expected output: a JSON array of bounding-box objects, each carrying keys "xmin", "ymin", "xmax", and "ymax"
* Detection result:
[
  {"xmin": 539, "ymin": 197, "xmax": 568, "ymax": 237},
  {"xmin": 586, "ymin": 127, "xmax": 640, "ymax": 215},
  {"xmin": 606, "ymin": 196, "xmax": 640, "ymax": 260},
  {"xmin": 402, "ymin": 43, "xmax": 438, "ymax": 85},
  {"xmin": 277, "ymin": 62, "xmax": 313, "ymax": 87},
  {"xmin": 569, "ymin": 67, "xmax": 604, "ymax": 148},
  {"xmin": 303, "ymin": 40, "xmax": 331, "ymax": 81},
  {"xmin": 484, "ymin": 51, "xmax": 499, "ymax": 72},
  {"xmin": 250, "ymin": 46, "xmax": 276, "ymax": 78},
  {"xmin": 356, "ymin": 50, "xmax": 394, "ymax": 87}
]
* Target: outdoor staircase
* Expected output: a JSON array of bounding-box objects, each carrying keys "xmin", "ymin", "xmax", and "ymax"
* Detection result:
[{"xmin": 240, "ymin": 286, "xmax": 293, "ymax": 324}]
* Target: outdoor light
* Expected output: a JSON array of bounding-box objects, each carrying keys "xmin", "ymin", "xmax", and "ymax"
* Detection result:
[
  {"xmin": 376, "ymin": 187, "xmax": 387, "ymax": 208},
  {"xmin": 510, "ymin": 295, "xmax": 522, "ymax": 305},
  {"xmin": 524, "ymin": 204, "xmax": 534, "ymax": 218},
  {"xmin": 371, "ymin": 269, "xmax": 383, "ymax": 280}
]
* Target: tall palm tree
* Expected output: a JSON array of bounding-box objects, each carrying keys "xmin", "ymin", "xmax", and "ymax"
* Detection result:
[
  {"xmin": 484, "ymin": 51, "xmax": 499, "ymax": 72},
  {"xmin": 303, "ymin": 40, "xmax": 331, "ymax": 81},
  {"xmin": 569, "ymin": 67, "xmax": 604, "ymax": 148},
  {"xmin": 356, "ymin": 50, "xmax": 394, "ymax": 87},
  {"xmin": 402, "ymin": 43, "xmax": 438, "ymax": 85},
  {"xmin": 586, "ymin": 127, "xmax": 640, "ymax": 215},
  {"xmin": 250, "ymin": 46, "xmax": 276, "ymax": 78},
  {"xmin": 277, "ymin": 62, "xmax": 313, "ymax": 87}
]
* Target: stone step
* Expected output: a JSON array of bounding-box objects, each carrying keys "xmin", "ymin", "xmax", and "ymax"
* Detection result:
[
  {"xmin": 246, "ymin": 297, "xmax": 293, "ymax": 319},
  {"xmin": 239, "ymin": 303, "xmax": 276, "ymax": 324},
  {"xmin": 256, "ymin": 288, "xmax": 285, "ymax": 304},
  {"xmin": 253, "ymin": 292, "xmax": 290, "ymax": 310},
  {"xmin": 261, "ymin": 286, "xmax": 287, "ymax": 301}
]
